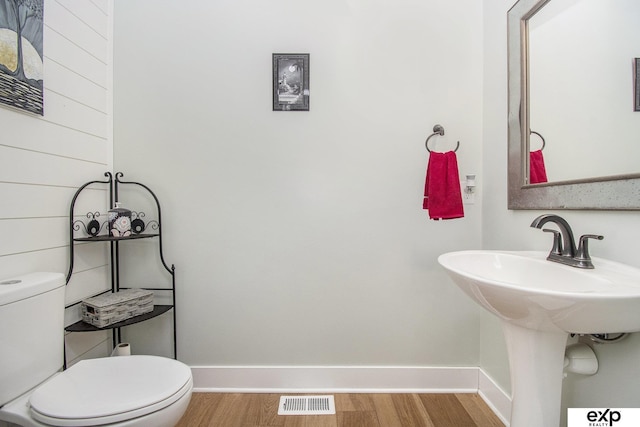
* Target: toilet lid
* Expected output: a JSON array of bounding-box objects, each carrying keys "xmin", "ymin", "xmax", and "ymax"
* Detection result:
[{"xmin": 29, "ymin": 355, "xmax": 192, "ymax": 427}]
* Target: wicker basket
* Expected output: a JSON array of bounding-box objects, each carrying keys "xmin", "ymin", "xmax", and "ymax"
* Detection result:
[{"xmin": 81, "ymin": 289, "xmax": 154, "ymax": 328}]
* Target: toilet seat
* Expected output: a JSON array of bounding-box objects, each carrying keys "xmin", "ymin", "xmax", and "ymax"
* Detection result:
[{"xmin": 29, "ymin": 355, "xmax": 192, "ymax": 427}]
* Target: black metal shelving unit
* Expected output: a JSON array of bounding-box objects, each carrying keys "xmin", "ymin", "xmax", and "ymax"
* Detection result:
[{"xmin": 65, "ymin": 172, "xmax": 176, "ymax": 368}]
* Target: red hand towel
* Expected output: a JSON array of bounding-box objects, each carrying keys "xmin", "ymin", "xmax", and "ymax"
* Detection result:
[
  {"xmin": 423, "ymin": 151, "xmax": 464, "ymax": 220},
  {"xmin": 529, "ymin": 150, "xmax": 548, "ymax": 184}
]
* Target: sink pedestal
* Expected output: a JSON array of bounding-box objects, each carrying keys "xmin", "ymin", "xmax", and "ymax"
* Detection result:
[
  {"xmin": 439, "ymin": 250, "xmax": 640, "ymax": 427},
  {"xmin": 503, "ymin": 323, "xmax": 568, "ymax": 427}
]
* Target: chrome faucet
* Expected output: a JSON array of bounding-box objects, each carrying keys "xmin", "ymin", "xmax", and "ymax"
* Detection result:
[{"xmin": 530, "ymin": 214, "xmax": 603, "ymax": 269}]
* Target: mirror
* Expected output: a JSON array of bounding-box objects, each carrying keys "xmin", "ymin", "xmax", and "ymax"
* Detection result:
[
  {"xmin": 529, "ymin": 0, "xmax": 640, "ymax": 182},
  {"xmin": 507, "ymin": 0, "xmax": 640, "ymax": 210}
]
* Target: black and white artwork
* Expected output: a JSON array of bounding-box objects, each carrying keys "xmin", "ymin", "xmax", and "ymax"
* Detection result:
[
  {"xmin": 272, "ymin": 53, "xmax": 309, "ymax": 111},
  {"xmin": 0, "ymin": 0, "xmax": 44, "ymax": 115}
]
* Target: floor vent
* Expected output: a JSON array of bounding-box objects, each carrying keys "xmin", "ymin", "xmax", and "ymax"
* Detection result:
[{"xmin": 278, "ymin": 395, "xmax": 336, "ymax": 415}]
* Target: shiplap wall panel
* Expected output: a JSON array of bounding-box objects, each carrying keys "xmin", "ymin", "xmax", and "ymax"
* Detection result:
[
  {"xmin": 46, "ymin": 1, "xmax": 108, "ymax": 63},
  {"xmin": 66, "ymin": 243, "xmax": 109, "ymax": 273},
  {"xmin": 70, "ymin": 189, "xmax": 111, "ymax": 223},
  {"xmin": 0, "ymin": 115, "xmax": 107, "ymax": 163},
  {"xmin": 0, "ymin": 184, "xmax": 106, "ymax": 219},
  {"xmin": 46, "ymin": 60, "xmax": 107, "ymax": 113},
  {"xmin": 67, "ymin": 337, "xmax": 112, "ymax": 367},
  {"xmin": 0, "ymin": 217, "xmax": 67, "ymax": 257},
  {"xmin": 0, "ymin": 146, "xmax": 107, "ymax": 187},
  {"xmin": 65, "ymin": 330, "xmax": 110, "ymax": 363},
  {"xmin": 0, "ymin": 184, "xmax": 75, "ymax": 218},
  {"xmin": 0, "ymin": 247, "xmax": 68, "ymax": 281},
  {"xmin": 42, "ymin": 92, "xmax": 107, "ymax": 138},
  {"xmin": 0, "ymin": 0, "xmax": 113, "ymax": 361},
  {"xmin": 91, "ymin": 0, "xmax": 109, "ymax": 15},
  {"xmin": 44, "ymin": 29, "xmax": 107, "ymax": 88},
  {"xmin": 70, "ymin": 186, "xmax": 111, "ymax": 218},
  {"xmin": 66, "ymin": 265, "xmax": 111, "ymax": 306},
  {"xmin": 57, "ymin": 0, "xmax": 109, "ymax": 38}
]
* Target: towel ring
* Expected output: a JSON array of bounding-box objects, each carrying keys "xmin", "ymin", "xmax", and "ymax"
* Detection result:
[
  {"xmin": 530, "ymin": 130, "xmax": 546, "ymax": 151},
  {"xmin": 425, "ymin": 124, "xmax": 460, "ymax": 153}
]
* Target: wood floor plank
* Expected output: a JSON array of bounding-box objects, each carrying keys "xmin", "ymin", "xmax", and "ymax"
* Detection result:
[
  {"xmin": 391, "ymin": 394, "xmax": 436, "ymax": 427},
  {"xmin": 283, "ymin": 415, "xmax": 338, "ymax": 427},
  {"xmin": 419, "ymin": 394, "xmax": 477, "ymax": 427},
  {"xmin": 337, "ymin": 411, "xmax": 380, "ymax": 427},
  {"xmin": 334, "ymin": 394, "xmax": 374, "ymax": 412},
  {"xmin": 175, "ymin": 392, "xmax": 224, "ymax": 427},
  {"xmin": 242, "ymin": 394, "xmax": 284, "ymax": 427},
  {"xmin": 210, "ymin": 393, "xmax": 254, "ymax": 427},
  {"xmin": 456, "ymin": 393, "xmax": 505, "ymax": 427},
  {"xmin": 176, "ymin": 393, "xmax": 505, "ymax": 427},
  {"xmin": 369, "ymin": 394, "xmax": 405, "ymax": 427}
]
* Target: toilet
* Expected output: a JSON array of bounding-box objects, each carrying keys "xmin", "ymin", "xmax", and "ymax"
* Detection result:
[{"xmin": 0, "ymin": 273, "xmax": 193, "ymax": 427}]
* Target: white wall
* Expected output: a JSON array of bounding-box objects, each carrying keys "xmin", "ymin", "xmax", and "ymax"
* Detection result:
[
  {"xmin": 483, "ymin": 0, "xmax": 640, "ymax": 424},
  {"xmin": 113, "ymin": 0, "xmax": 485, "ymax": 368},
  {"xmin": 0, "ymin": 0, "xmax": 114, "ymax": 366}
]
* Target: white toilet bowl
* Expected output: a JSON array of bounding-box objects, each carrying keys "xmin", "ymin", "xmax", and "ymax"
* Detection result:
[{"xmin": 0, "ymin": 355, "xmax": 192, "ymax": 427}]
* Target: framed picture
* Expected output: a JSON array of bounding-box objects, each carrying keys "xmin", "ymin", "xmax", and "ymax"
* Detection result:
[
  {"xmin": 635, "ymin": 58, "xmax": 640, "ymax": 112},
  {"xmin": 273, "ymin": 53, "xmax": 309, "ymax": 111},
  {"xmin": 0, "ymin": 0, "xmax": 44, "ymax": 115}
]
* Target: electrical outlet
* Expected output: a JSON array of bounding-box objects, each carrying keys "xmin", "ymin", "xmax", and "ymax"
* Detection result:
[
  {"xmin": 463, "ymin": 190, "xmax": 475, "ymax": 204},
  {"xmin": 461, "ymin": 179, "xmax": 475, "ymax": 204},
  {"xmin": 461, "ymin": 177, "xmax": 476, "ymax": 205}
]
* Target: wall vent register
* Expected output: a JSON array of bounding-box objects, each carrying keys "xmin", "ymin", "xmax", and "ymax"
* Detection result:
[{"xmin": 278, "ymin": 396, "xmax": 336, "ymax": 415}]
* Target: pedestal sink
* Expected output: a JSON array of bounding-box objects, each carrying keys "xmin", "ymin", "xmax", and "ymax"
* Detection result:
[{"xmin": 438, "ymin": 250, "xmax": 640, "ymax": 427}]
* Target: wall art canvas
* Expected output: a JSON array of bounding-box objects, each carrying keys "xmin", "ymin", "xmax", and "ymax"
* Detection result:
[
  {"xmin": 635, "ymin": 58, "xmax": 640, "ymax": 112},
  {"xmin": 0, "ymin": 0, "xmax": 44, "ymax": 115},
  {"xmin": 273, "ymin": 53, "xmax": 309, "ymax": 111}
]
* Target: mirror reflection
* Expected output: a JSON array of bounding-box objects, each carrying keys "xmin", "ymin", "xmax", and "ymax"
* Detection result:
[
  {"xmin": 528, "ymin": 0, "xmax": 640, "ymax": 183},
  {"xmin": 507, "ymin": 0, "xmax": 640, "ymax": 210}
]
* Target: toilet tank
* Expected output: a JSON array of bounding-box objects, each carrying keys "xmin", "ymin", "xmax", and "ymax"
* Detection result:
[{"xmin": 0, "ymin": 273, "xmax": 66, "ymax": 406}]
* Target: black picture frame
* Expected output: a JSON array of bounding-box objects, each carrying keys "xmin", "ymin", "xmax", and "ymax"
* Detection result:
[
  {"xmin": 272, "ymin": 53, "xmax": 309, "ymax": 111},
  {"xmin": 635, "ymin": 58, "xmax": 640, "ymax": 112}
]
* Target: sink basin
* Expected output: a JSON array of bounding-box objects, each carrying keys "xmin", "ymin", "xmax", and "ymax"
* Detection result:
[
  {"xmin": 438, "ymin": 250, "xmax": 640, "ymax": 427},
  {"xmin": 438, "ymin": 250, "xmax": 640, "ymax": 334}
]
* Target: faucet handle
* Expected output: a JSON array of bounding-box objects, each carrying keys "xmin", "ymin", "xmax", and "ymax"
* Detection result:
[
  {"xmin": 575, "ymin": 234, "xmax": 604, "ymax": 267},
  {"xmin": 542, "ymin": 229, "xmax": 563, "ymax": 255}
]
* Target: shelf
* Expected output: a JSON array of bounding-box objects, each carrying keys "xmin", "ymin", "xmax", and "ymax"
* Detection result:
[
  {"xmin": 74, "ymin": 233, "xmax": 159, "ymax": 242},
  {"xmin": 66, "ymin": 173, "xmax": 177, "ymax": 366},
  {"xmin": 65, "ymin": 305, "xmax": 173, "ymax": 332}
]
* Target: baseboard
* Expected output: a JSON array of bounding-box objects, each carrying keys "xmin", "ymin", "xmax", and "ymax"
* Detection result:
[
  {"xmin": 191, "ymin": 365, "xmax": 511, "ymax": 424},
  {"xmin": 478, "ymin": 368, "xmax": 512, "ymax": 426},
  {"xmin": 192, "ymin": 365, "xmax": 481, "ymax": 393}
]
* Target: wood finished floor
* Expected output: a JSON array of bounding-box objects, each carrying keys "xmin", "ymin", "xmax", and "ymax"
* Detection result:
[{"xmin": 176, "ymin": 393, "xmax": 505, "ymax": 427}]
